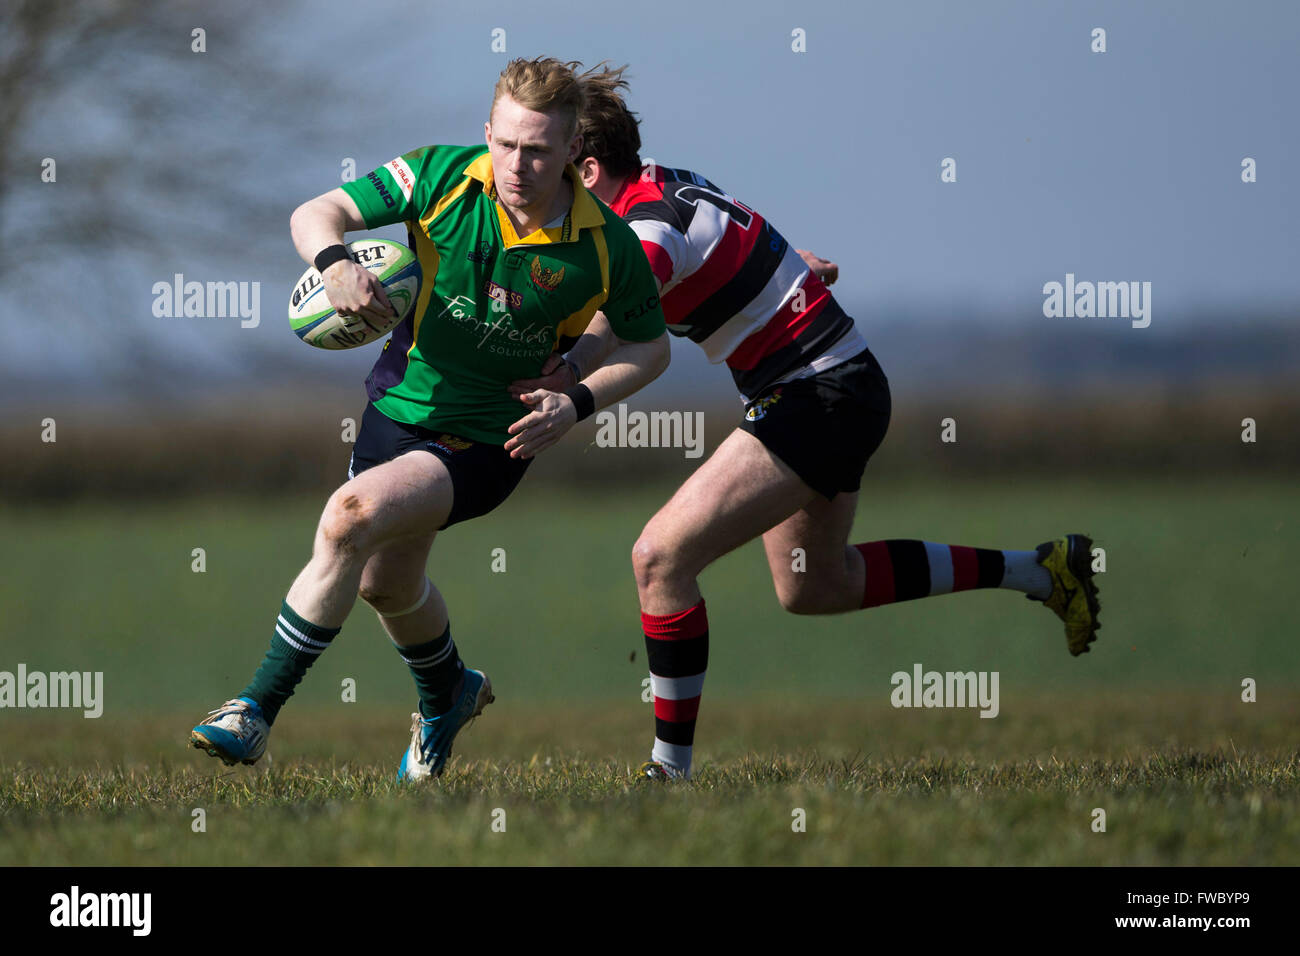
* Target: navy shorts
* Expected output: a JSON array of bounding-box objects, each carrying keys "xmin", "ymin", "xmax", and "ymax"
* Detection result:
[
  {"xmin": 738, "ymin": 347, "xmax": 891, "ymax": 500},
  {"xmin": 347, "ymin": 402, "xmax": 531, "ymax": 529}
]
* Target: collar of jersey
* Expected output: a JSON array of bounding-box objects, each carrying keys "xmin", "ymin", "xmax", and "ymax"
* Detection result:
[{"xmin": 463, "ymin": 150, "xmax": 603, "ymax": 247}]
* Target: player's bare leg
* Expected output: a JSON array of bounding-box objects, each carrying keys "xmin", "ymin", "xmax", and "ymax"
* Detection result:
[
  {"xmin": 285, "ymin": 450, "xmax": 454, "ymax": 628},
  {"xmin": 356, "ymin": 530, "xmax": 478, "ymax": 732},
  {"xmin": 762, "ymin": 489, "xmax": 1100, "ymax": 655},
  {"xmin": 634, "ymin": 429, "xmax": 815, "ymax": 614},
  {"xmin": 358, "ymin": 531, "xmax": 448, "ymax": 645},
  {"xmin": 762, "ymin": 491, "xmax": 863, "ymax": 615},
  {"xmin": 191, "ymin": 451, "xmax": 457, "ymax": 766},
  {"xmin": 632, "ymin": 428, "xmax": 816, "ymax": 778}
]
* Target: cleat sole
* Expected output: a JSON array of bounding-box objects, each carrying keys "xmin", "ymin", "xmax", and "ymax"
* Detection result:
[{"xmin": 190, "ymin": 730, "xmax": 259, "ymax": 767}]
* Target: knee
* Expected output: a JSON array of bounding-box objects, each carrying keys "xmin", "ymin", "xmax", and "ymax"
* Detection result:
[
  {"xmin": 319, "ymin": 489, "xmax": 380, "ymax": 559},
  {"xmin": 632, "ymin": 528, "xmax": 679, "ymax": 590},
  {"xmin": 357, "ymin": 576, "xmax": 421, "ymax": 615}
]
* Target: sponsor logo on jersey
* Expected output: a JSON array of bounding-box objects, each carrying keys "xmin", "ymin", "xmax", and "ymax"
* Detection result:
[
  {"xmin": 744, "ymin": 388, "xmax": 783, "ymax": 422},
  {"xmin": 436, "ymin": 293, "xmax": 556, "ymax": 354},
  {"xmin": 367, "ymin": 171, "xmax": 396, "ymax": 208},
  {"xmin": 529, "ymin": 256, "xmax": 565, "ymax": 292},
  {"xmin": 386, "ymin": 156, "xmax": 416, "ymax": 203},
  {"xmin": 624, "ymin": 293, "xmax": 659, "ymax": 322},
  {"xmin": 483, "ymin": 278, "xmax": 523, "ymax": 310}
]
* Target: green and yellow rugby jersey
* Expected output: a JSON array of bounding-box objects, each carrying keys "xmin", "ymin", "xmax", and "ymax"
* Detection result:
[{"xmin": 340, "ymin": 144, "xmax": 666, "ymax": 445}]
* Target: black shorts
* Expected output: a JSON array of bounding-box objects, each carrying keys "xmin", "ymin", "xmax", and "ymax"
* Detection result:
[
  {"xmin": 738, "ymin": 347, "xmax": 891, "ymax": 500},
  {"xmin": 347, "ymin": 402, "xmax": 531, "ymax": 529}
]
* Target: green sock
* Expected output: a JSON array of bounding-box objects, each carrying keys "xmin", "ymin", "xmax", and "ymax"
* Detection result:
[
  {"xmin": 392, "ymin": 623, "xmax": 464, "ymax": 719},
  {"xmin": 239, "ymin": 601, "xmax": 340, "ymax": 725}
]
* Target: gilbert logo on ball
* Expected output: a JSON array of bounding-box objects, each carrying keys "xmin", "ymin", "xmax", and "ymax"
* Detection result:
[{"xmin": 288, "ymin": 238, "xmax": 422, "ymax": 350}]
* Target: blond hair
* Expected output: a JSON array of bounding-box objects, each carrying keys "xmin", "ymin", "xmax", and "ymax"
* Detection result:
[{"xmin": 491, "ymin": 57, "xmax": 586, "ymax": 136}]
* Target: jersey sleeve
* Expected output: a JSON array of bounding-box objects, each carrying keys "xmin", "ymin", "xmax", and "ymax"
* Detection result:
[
  {"xmin": 626, "ymin": 218, "xmax": 689, "ymax": 290},
  {"xmin": 601, "ymin": 218, "xmax": 668, "ymax": 343},
  {"xmin": 340, "ymin": 145, "xmax": 484, "ymax": 229}
]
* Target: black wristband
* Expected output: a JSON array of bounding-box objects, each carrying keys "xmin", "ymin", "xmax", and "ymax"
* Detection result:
[
  {"xmin": 313, "ymin": 244, "xmax": 352, "ymax": 274},
  {"xmin": 564, "ymin": 384, "xmax": 596, "ymax": 422}
]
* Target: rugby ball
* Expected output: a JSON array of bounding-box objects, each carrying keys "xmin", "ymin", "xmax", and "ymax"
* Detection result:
[{"xmin": 288, "ymin": 238, "xmax": 421, "ymax": 349}]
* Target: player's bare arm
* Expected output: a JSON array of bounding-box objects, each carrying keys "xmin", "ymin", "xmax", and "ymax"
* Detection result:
[
  {"xmin": 504, "ymin": 329, "xmax": 668, "ymax": 459},
  {"xmin": 290, "ymin": 187, "xmax": 394, "ymax": 324}
]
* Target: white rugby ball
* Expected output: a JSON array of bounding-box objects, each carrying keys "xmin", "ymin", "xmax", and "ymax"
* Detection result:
[{"xmin": 288, "ymin": 238, "xmax": 421, "ymax": 350}]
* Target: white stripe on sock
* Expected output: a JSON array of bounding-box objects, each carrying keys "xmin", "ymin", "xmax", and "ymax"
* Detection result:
[
  {"xmin": 650, "ymin": 672, "xmax": 706, "ymax": 701},
  {"xmin": 651, "ymin": 740, "xmax": 692, "ymax": 777},
  {"xmin": 397, "ymin": 637, "xmax": 456, "ymax": 669},
  {"xmin": 277, "ymin": 615, "xmax": 332, "ymax": 649},
  {"xmin": 1001, "ymin": 549, "xmax": 1053, "ymax": 599},
  {"xmin": 924, "ymin": 541, "xmax": 954, "ymax": 596},
  {"xmin": 275, "ymin": 623, "xmax": 324, "ymax": 656}
]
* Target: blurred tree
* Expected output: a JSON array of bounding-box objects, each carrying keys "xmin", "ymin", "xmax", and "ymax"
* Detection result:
[{"xmin": 0, "ymin": 0, "xmax": 326, "ymax": 391}]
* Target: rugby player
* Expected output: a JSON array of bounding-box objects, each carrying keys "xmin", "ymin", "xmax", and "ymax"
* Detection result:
[
  {"xmin": 512, "ymin": 65, "xmax": 1101, "ymax": 780},
  {"xmin": 189, "ymin": 58, "xmax": 669, "ymax": 779}
]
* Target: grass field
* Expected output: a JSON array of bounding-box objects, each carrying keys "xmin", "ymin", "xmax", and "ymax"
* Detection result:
[{"xmin": 1, "ymin": 475, "xmax": 1296, "ymax": 864}]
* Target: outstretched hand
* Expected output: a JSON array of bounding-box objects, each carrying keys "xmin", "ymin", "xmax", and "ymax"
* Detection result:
[{"xmin": 505, "ymin": 389, "xmax": 578, "ymax": 459}]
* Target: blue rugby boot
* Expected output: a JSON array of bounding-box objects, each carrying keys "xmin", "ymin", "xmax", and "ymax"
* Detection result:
[
  {"xmin": 398, "ymin": 669, "xmax": 494, "ymax": 781},
  {"xmin": 190, "ymin": 697, "xmax": 269, "ymax": 766}
]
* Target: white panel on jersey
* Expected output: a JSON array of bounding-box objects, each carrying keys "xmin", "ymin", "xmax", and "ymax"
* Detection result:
[
  {"xmin": 697, "ymin": 245, "xmax": 809, "ymax": 363},
  {"xmin": 628, "ymin": 218, "xmax": 693, "ymax": 295}
]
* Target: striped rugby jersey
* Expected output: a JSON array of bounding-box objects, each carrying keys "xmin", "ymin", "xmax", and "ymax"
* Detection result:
[{"xmin": 608, "ymin": 164, "xmax": 865, "ymax": 400}]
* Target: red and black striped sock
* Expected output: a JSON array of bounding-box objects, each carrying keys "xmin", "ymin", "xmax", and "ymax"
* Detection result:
[
  {"xmin": 853, "ymin": 540, "xmax": 1051, "ymax": 608},
  {"xmin": 642, "ymin": 599, "xmax": 708, "ymax": 778}
]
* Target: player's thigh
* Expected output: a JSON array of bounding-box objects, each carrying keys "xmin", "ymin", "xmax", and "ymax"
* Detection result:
[
  {"xmin": 358, "ymin": 531, "xmax": 437, "ymax": 603},
  {"xmin": 320, "ymin": 449, "xmax": 454, "ymax": 554},
  {"xmin": 637, "ymin": 428, "xmax": 819, "ymax": 577},
  {"xmin": 762, "ymin": 490, "xmax": 859, "ymax": 594}
]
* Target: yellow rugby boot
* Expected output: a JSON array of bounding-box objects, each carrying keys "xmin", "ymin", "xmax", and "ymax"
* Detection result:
[{"xmin": 1029, "ymin": 533, "xmax": 1101, "ymax": 656}]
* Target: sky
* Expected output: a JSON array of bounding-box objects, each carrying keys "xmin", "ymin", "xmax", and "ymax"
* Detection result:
[{"xmin": 5, "ymin": 0, "xmax": 1297, "ymax": 400}]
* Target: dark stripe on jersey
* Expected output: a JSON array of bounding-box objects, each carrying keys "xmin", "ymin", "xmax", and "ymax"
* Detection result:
[
  {"xmin": 976, "ymin": 548, "xmax": 1006, "ymax": 589},
  {"xmin": 661, "ymin": 166, "xmax": 718, "ymax": 192},
  {"xmin": 365, "ymin": 315, "xmax": 415, "ymax": 404},
  {"xmin": 887, "ymin": 540, "xmax": 931, "ymax": 603},
  {"xmin": 661, "ymin": 215, "xmax": 750, "ymax": 322},
  {"xmin": 683, "ymin": 219, "xmax": 789, "ymax": 342},
  {"xmin": 623, "ymin": 199, "xmax": 686, "ymax": 232},
  {"xmin": 730, "ymin": 297, "xmax": 856, "ymax": 397},
  {"xmin": 646, "ymin": 635, "xmax": 708, "ymax": 677}
]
